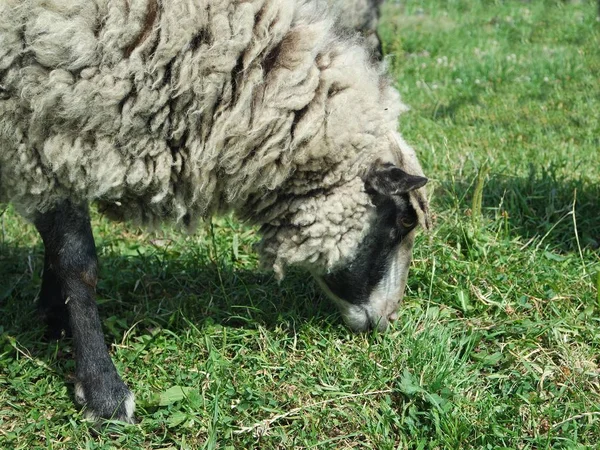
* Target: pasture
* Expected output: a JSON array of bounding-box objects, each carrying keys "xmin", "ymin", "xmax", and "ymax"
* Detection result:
[{"xmin": 1, "ymin": 0, "xmax": 599, "ymax": 448}]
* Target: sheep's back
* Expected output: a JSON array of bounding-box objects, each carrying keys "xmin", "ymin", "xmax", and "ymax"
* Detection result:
[{"xmin": 0, "ymin": 0, "xmax": 398, "ymax": 228}]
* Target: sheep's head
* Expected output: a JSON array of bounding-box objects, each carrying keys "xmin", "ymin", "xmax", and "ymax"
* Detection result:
[
  {"xmin": 315, "ymin": 162, "xmax": 428, "ymax": 331},
  {"xmin": 258, "ymin": 157, "xmax": 429, "ymax": 332}
]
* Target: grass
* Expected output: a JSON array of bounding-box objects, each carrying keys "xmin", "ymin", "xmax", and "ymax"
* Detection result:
[{"xmin": 1, "ymin": 0, "xmax": 599, "ymax": 448}]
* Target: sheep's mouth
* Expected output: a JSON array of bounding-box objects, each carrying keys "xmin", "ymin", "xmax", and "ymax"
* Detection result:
[
  {"xmin": 314, "ymin": 227, "xmax": 416, "ymax": 332},
  {"xmin": 314, "ymin": 275, "xmax": 397, "ymax": 332}
]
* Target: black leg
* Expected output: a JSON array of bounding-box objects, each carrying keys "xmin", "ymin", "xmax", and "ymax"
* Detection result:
[
  {"xmin": 39, "ymin": 252, "xmax": 72, "ymax": 339},
  {"xmin": 34, "ymin": 200, "xmax": 135, "ymax": 423}
]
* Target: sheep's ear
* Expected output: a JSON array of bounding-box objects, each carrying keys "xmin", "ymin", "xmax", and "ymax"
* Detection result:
[{"xmin": 365, "ymin": 164, "xmax": 428, "ymax": 197}]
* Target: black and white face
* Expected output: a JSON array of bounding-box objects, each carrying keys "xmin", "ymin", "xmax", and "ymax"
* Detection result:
[{"xmin": 316, "ymin": 163, "xmax": 427, "ymax": 331}]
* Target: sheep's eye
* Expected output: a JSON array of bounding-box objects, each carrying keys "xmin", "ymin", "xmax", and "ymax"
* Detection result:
[{"xmin": 399, "ymin": 218, "xmax": 416, "ymax": 228}]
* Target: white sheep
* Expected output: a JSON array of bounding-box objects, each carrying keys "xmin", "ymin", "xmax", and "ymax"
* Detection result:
[{"xmin": 0, "ymin": 0, "xmax": 430, "ymax": 423}]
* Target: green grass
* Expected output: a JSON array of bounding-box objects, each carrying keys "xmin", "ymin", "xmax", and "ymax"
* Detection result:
[{"xmin": 1, "ymin": 0, "xmax": 600, "ymax": 448}]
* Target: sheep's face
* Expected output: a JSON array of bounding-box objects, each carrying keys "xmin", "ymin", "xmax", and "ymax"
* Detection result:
[{"xmin": 316, "ymin": 163, "xmax": 427, "ymax": 331}]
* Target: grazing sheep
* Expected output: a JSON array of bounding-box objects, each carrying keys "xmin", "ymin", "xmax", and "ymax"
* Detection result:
[
  {"xmin": 328, "ymin": 0, "xmax": 384, "ymax": 58},
  {"xmin": 0, "ymin": 0, "xmax": 430, "ymax": 423}
]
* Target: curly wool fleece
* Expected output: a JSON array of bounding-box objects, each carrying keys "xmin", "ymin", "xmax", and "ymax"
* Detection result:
[{"xmin": 0, "ymin": 0, "xmax": 428, "ymax": 278}]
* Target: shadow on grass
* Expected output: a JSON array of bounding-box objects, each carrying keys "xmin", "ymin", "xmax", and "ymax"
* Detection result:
[
  {"xmin": 0, "ymin": 241, "xmax": 337, "ymax": 360},
  {"xmin": 437, "ymin": 163, "xmax": 600, "ymax": 252},
  {"xmin": 431, "ymin": 92, "xmax": 482, "ymax": 121}
]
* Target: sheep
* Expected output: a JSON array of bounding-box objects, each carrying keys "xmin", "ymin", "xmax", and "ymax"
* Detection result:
[
  {"xmin": 328, "ymin": 0, "xmax": 385, "ymax": 58},
  {"xmin": 0, "ymin": 0, "xmax": 430, "ymax": 423}
]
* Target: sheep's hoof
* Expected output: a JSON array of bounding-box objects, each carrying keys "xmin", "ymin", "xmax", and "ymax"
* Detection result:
[{"xmin": 75, "ymin": 377, "xmax": 136, "ymax": 424}]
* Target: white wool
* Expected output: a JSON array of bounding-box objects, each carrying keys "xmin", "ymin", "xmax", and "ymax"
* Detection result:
[{"xmin": 0, "ymin": 0, "xmax": 429, "ymax": 277}]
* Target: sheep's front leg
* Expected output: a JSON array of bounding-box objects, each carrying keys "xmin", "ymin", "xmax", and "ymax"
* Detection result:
[{"xmin": 34, "ymin": 200, "xmax": 135, "ymax": 423}]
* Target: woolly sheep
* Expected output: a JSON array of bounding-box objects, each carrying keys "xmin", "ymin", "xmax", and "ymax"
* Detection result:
[
  {"xmin": 0, "ymin": 0, "xmax": 430, "ymax": 423},
  {"xmin": 328, "ymin": 0, "xmax": 384, "ymax": 58}
]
